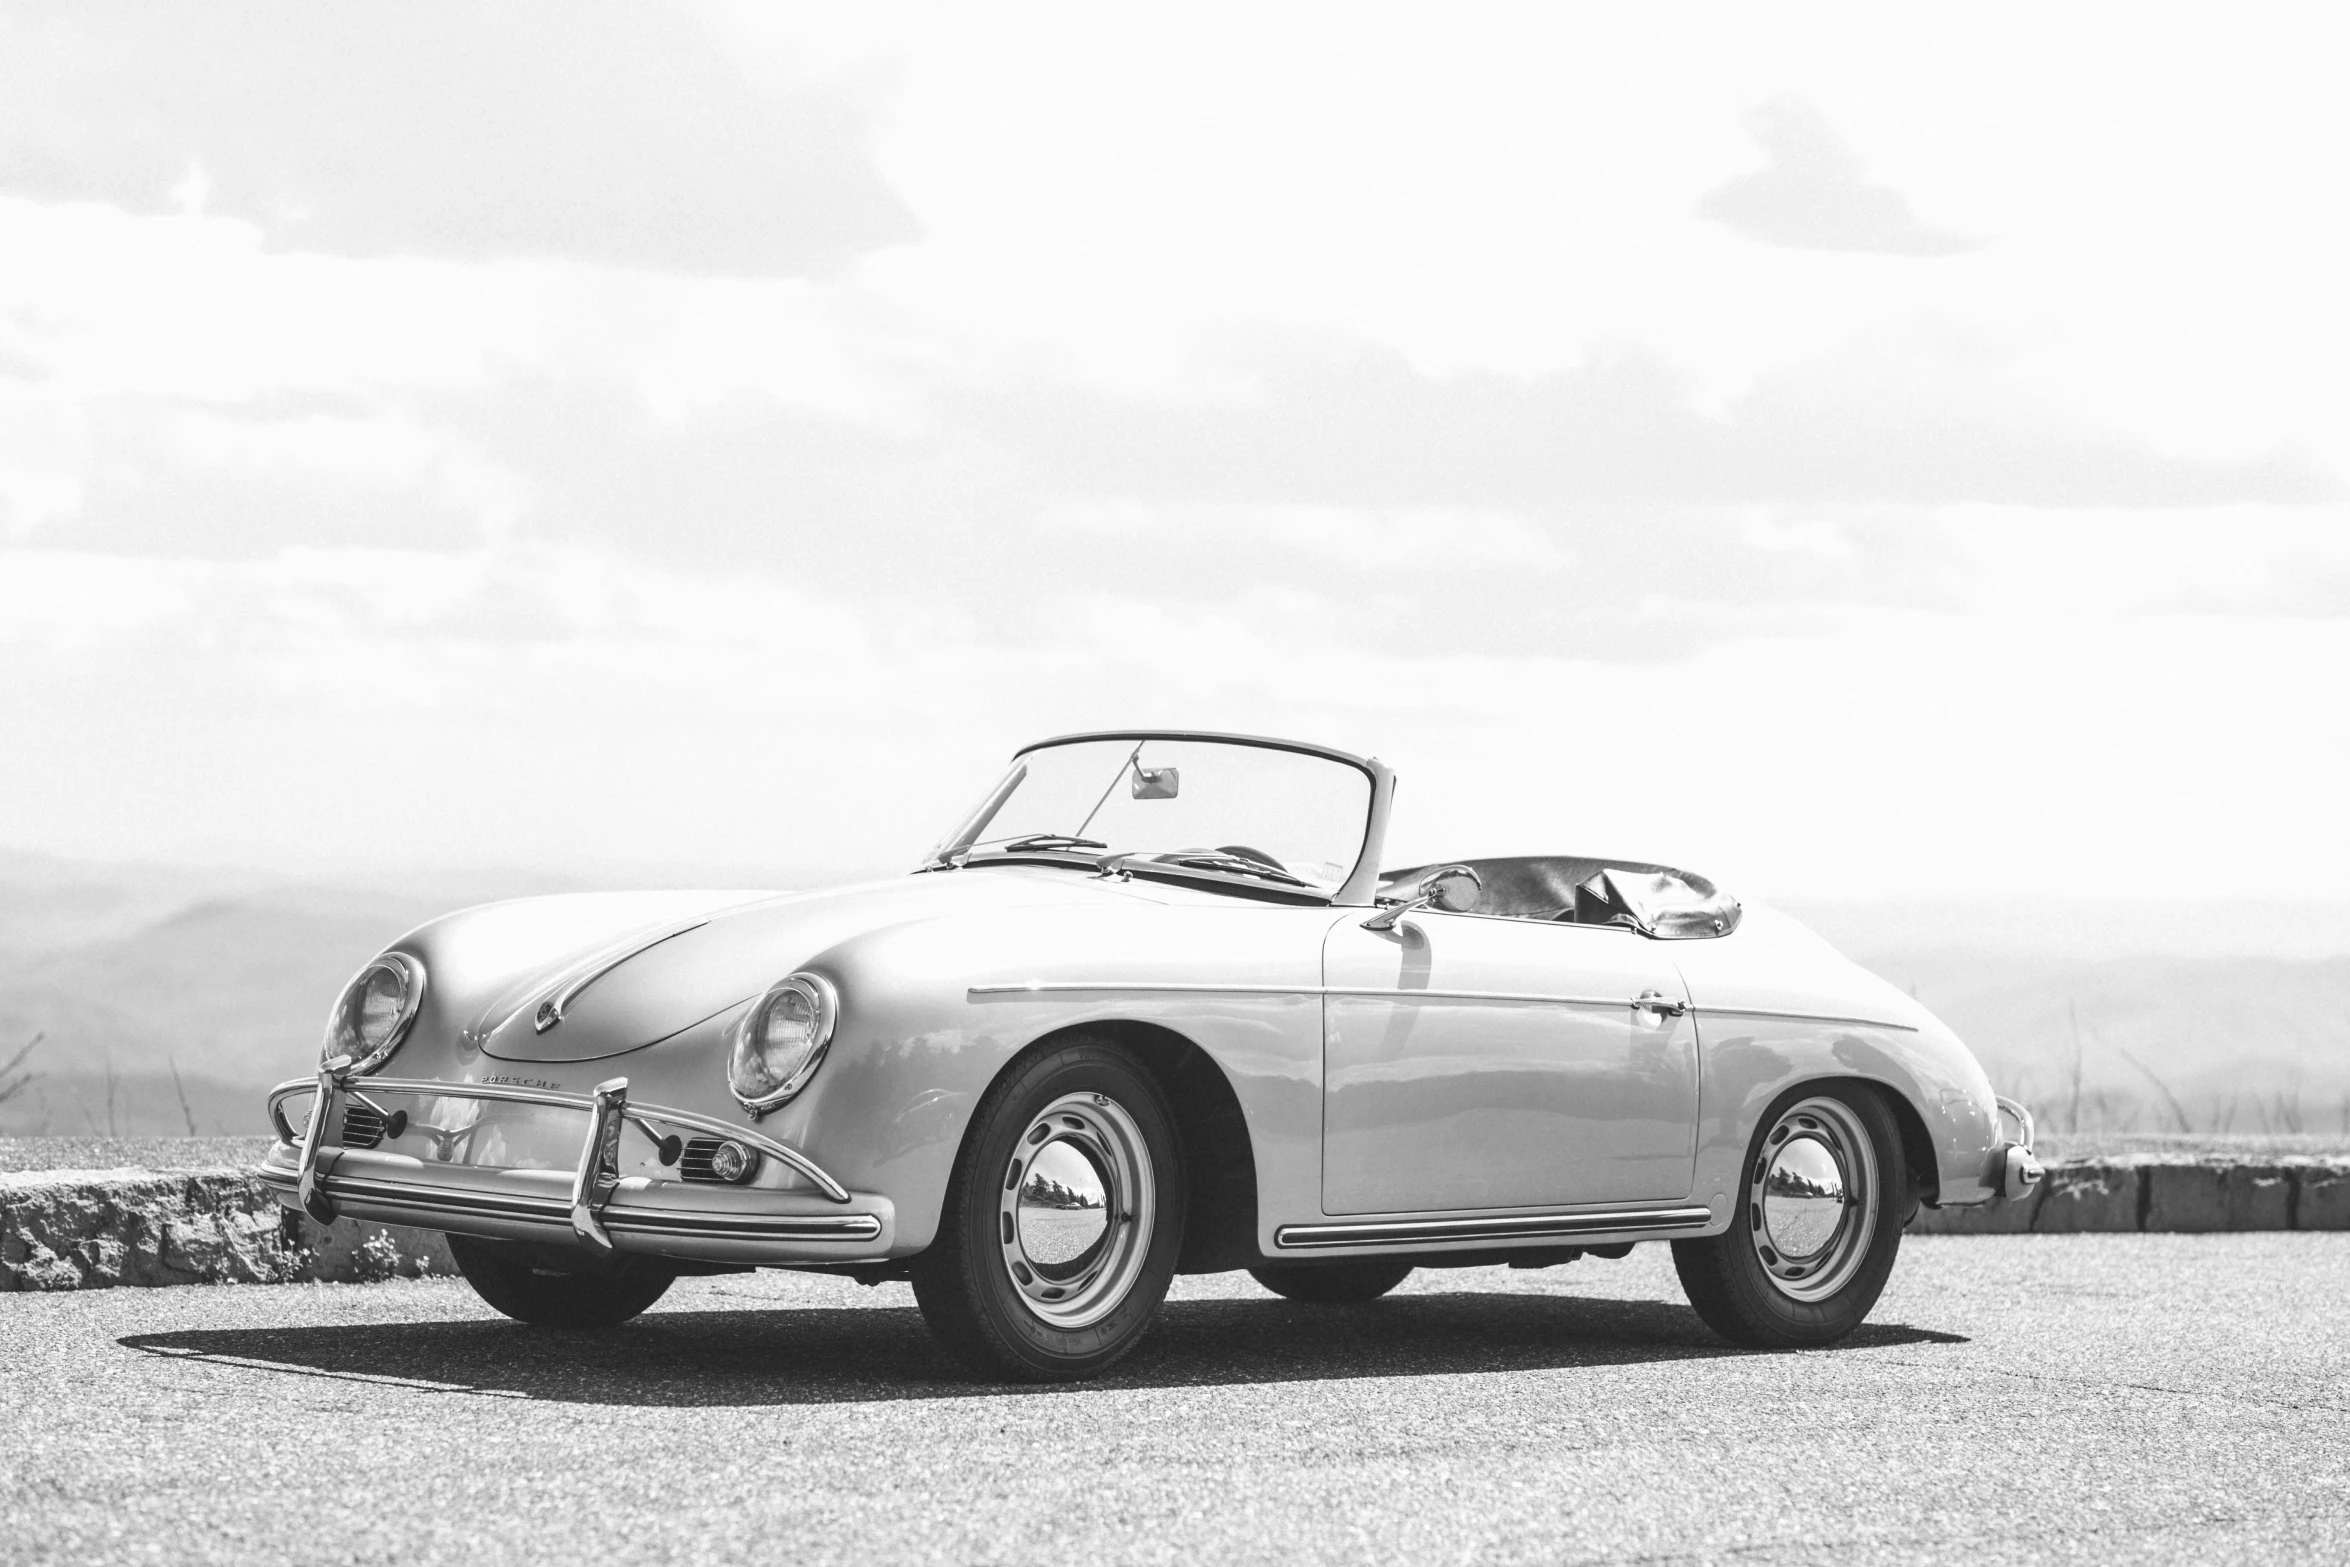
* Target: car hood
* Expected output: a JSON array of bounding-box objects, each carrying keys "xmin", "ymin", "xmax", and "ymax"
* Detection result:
[{"xmin": 465, "ymin": 868, "xmax": 1156, "ymax": 1064}]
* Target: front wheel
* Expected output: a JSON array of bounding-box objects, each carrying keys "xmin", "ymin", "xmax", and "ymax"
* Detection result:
[
  {"xmin": 447, "ymin": 1234, "xmax": 676, "ymax": 1328},
  {"xmin": 1249, "ymin": 1261, "xmax": 1413, "ymax": 1303},
  {"xmin": 1671, "ymin": 1085, "xmax": 1906, "ymax": 1348},
  {"xmin": 912, "ymin": 1039, "xmax": 1185, "ymax": 1381}
]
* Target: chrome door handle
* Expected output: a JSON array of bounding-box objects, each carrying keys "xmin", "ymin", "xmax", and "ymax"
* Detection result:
[{"xmin": 1631, "ymin": 990, "xmax": 1688, "ymax": 1017}]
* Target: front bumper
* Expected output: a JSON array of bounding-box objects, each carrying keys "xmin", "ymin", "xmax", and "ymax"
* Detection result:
[{"xmin": 260, "ymin": 1070, "xmax": 895, "ymax": 1268}]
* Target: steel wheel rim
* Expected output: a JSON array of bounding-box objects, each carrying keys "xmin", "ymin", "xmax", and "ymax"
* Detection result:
[
  {"xmin": 998, "ymin": 1092, "xmax": 1154, "ymax": 1329},
  {"xmin": 1747, "ymin": 1095, "xmax": 1877, "ymax": 1303}
]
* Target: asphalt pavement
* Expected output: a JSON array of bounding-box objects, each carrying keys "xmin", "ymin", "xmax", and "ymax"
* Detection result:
[{"xmin": 3, "ymin": 1234, "xmax": 2344, "ymax": 1566}]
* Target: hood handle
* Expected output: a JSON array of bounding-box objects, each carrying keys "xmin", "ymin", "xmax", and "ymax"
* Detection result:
[{"xmin": 530, "ymin": 920, "xmax": 712, "ymax": 1034}]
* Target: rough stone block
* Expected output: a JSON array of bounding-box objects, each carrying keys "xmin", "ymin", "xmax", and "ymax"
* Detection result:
[
  {"xmin": 0, "ymin": 1167, "xmax": 455, "ymax": 1290},
  {"xmin": 2032, "ymin": 1162, "xmax": 2142, "ymax": 1233},
  {"xmin": 2142, "ymin": 1164, "xmax": 2224, "ymax": 1232},
  {"xmin": 2296, "ymin": 1165, "xmax": 2350, "ymax": 1230},
  {"xmin": 2143, "ymin": 1163, "xmax": 2294, "ymax": 1232},
  {"xmin": 2228, "ymin": 1165, "xmax": 2295, "ymax": 1229}
]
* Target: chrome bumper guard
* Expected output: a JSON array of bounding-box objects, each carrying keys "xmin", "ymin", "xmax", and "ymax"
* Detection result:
[
  {"xmin": 265, "ymin": 1070, "xmax": 876, "ymax": 1253},
  {"xmin": 1994, "ymin": 1095, "xmax": 2044, "ymax": 1203}
]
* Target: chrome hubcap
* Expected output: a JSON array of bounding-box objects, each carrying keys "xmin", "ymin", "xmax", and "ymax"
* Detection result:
[
  {"xmin": 1762, "ymin": 1136, "xmax": 1845, "ymax": 1259},
  {"xmin": 1747, "ymin": 1096, "xmax": 1877, "ymax": 1302},
  {"xmin": 998, "ymin": 1093, "xmax": 1153, "ymax": 1329}
]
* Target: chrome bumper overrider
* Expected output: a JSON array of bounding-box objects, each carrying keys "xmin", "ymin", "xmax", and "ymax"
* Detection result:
[
  {"xmin": 1995, "ymin": 1095, "xmax": 2044, "ymax": 1203},
  {"xmin": 262, "ymin": 1070, "xmax": 888, "ymax": 1263}
]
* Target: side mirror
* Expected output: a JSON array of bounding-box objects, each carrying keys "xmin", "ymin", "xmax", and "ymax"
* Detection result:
[
  {"xmin": 1362, "ymin": 864, "xmax": 1482, "ymax": 931},
  {"xmin": 1424, "ymin": 866, "xmax": 1482, "ymax": 913},
  {"xmin": 1130, "ymin": 766, "xmax": 1180, "ymax": 800}
]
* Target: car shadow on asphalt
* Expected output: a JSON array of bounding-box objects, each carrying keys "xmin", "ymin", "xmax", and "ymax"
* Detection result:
[{"xmin": 118, "ymin": 1291, "xmax": 1967, "ymax": 1406}]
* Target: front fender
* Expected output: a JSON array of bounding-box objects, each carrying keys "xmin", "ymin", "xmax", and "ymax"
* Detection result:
[{"xmin": 769, "ymin": 899, "xmax": 1336, "ymax": 1256}]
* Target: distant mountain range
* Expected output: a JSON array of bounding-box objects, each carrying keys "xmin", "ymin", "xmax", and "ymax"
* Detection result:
[
  {"xmin": 3, "ymin": 850, "xmax": 2343, "ymax": 1138},
  {"xmin": 0, "ymin": 851, "xmax": 600, "ymax": 1136}
]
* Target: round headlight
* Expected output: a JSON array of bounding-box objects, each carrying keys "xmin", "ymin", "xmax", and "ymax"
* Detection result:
[
  {"xmin": 728, "ymin": 973, "xmax": 838, "ymax": 1112},
  {"xmin": 324, "ymin": 952, "xmax": 426, "ymax": 1074}
]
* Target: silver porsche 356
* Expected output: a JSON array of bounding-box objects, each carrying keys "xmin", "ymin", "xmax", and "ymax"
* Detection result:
[{"xmin": 260, "ymin": 730, "xmax": 2040, "ymax": 1380}]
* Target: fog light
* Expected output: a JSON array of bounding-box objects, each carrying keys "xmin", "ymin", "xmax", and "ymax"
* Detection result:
[{"xmin": 709, "ymin": 1140, "xmax": 761, "ymax": 1184}]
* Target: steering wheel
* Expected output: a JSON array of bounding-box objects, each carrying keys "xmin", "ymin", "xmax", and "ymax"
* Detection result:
[{"xmin": 1214, "ymin": 844, "xmax": 1286, "ymax": 872}]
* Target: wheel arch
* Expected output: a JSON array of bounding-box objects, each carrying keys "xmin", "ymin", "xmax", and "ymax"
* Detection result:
[
  {"xmin": 954, "ymin": 1018, "xmax": 1261, "ymax": 1276},
  {"xmin": 1764, "ymin": 1074, "xmax": 1937, "ymax": 1218}
]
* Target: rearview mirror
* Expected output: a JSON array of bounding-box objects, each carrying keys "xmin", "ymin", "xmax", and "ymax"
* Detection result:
[{"xmin": 1131, "ymin": 766, "xmax": 1180, "ymax": 800}]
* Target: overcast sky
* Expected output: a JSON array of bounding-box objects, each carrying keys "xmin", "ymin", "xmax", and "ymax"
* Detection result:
[{"xmin": 2, "ymin": 3, "xmax": 2345, "ymax": 900}]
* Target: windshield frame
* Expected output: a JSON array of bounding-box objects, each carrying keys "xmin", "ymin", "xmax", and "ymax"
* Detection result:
[{"xmin": 934, "ymin": 730, "xmax": 1395, "ymax": 906}]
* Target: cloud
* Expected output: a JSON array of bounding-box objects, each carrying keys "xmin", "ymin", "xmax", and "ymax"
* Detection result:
[
  {"xmin": 1697, "ymin": 97, "xmax": 1982, "ymax": 257},
  {"xmin": 0, "ymin": 2, "xmax": 917, "ymax": 278},
  {"xmin": 960, "ymin": 323, "xmax": 2341, "ymax": 513},
  {"xmin": 12, "ymin": 309, "xmax": 2338, "ymax": 665},
  {"xmin": 10, "ymin": 391, "xmax": 492, "ymax": 556},
  {"xmin": 2, "ymin": 163, "xmax": 2338, "ymax": 666},
  {"xmin": 1948, "ymin": 510, "xmax": 2350, "ymax": 620}
]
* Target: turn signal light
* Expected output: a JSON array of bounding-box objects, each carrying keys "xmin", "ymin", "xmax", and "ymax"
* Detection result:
[{"xmin": 709, "ymin": 1140, "xmax": 760, "ymax": 1184}]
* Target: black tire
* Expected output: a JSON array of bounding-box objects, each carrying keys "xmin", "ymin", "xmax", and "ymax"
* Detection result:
[
  {"xmin": 1671, "ymin": 1083, "xmax": 1906, "ymax": 1348},
  {"xmin": 447, "ymin": 1233, "xmax": 677, "ymax": 1328},
  {"xmin": 911, "ymin": 1038, "xmax": 1185, "ymax": 1381},
  {"xmin": 1248, "ymin": 1261, "xmax": 1413, "ymax": 1303}
]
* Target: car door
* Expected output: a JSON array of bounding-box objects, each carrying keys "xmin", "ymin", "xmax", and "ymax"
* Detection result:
[{"xmin": 1320, "ymin": 909, "xmax": 1699, "ymax": 1214}]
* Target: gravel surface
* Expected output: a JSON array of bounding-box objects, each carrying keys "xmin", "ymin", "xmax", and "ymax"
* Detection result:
[
  {"xmin": 4, "ymin": 1233, "xmax": 2344, "ymax": 1565},
  {"xmin": 0, "ymin": 1136, "xmax": 275, "ymax": 1174}
]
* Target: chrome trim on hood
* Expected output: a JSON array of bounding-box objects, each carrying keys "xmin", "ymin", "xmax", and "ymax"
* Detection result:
[{"xmin": 525, "ymin": 920, "xmax": 712, "ymax": 1034}]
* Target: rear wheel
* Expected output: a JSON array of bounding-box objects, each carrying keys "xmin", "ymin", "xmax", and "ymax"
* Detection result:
[
  {"xmin": 448, "ymin": 1234, "xmax": 676, "ymax": 1328},
  {"xmin": 911, "ymin": 1038, "xmax": 1184, "ymax": 1381},
  {"xmin": 1671, "ymin": 1085, "xmax": 1905, "ymax": 1348},
  {"xmin": 1248, "ymin": 1261, "xmax": 1413, "ymax": 1303}
]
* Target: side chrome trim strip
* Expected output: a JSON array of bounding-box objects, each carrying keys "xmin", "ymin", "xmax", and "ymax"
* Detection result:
[
  {"xmin": 264, "ymin": 1075, "xmax": 854, "ymax": 1203},
  {"xmin": 969, "ymin": 982, "xmax": 1629, "ymax": 1010},
  {"xmin": 1326, "ymin": 985, "xmax": 1634, "ymax": 1010},
  {"xmin": 971, "ymin": 981, "xmax": 1311, "ymax": 998},
  {"xmin": 966, "ymin": 982, "xmax": 1918, "ymax": 1031},
  {"xmin": 1275, "ymin": 1205, "xmax": 1714, "ymax": 1249},
  {"xmin": 295, "ymin": 1171, "xmax": 883, "ymax": 1242},
  {"xmin": 1689, "ymin": 1006, "xmax": 1919, "ymax": 1033}
]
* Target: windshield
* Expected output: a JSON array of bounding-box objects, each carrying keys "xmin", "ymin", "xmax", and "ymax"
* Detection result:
[{"xmin": 929, "ymin": 736, "xmax": 1375, "ymax": 896}]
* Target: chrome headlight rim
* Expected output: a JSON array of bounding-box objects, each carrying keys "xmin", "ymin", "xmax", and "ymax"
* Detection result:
[
  {"xmin": 729, "ymin": 972, "xmax": 839, "ymax": 1114},
  {"xmin": 325, "ymin": 951, "xmax": 427, "ymax": 1076}
]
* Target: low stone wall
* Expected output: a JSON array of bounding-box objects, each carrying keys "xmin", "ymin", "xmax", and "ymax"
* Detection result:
[
  {"xmin": 1912, "ymin": 1158, "xmax": 2350, "ymax": 1234},
  {"xmin": 0, "ymin": 1167, "xmax": 455, "ymax": 1291},
  {"xmin": 8, "ymin": 1158, "xmax": 2346, "ymax": 1290}
]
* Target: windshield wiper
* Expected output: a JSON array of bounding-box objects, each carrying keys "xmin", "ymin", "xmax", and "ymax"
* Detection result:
[
  {"xmin": 1154, "ymin": 851, "xmax": 1312, "ymax": 888},
  {"xmin": 992, "ymin": 834, "xmax": 1109, "ymax": 854}
]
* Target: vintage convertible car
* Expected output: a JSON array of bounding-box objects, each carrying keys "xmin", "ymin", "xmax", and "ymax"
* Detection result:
[{"xmin": 259, "ymin": 730, "xmax": 2041, "ymax": 1380}]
